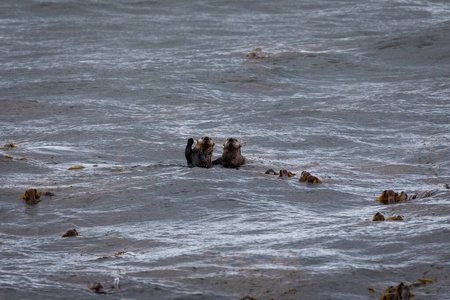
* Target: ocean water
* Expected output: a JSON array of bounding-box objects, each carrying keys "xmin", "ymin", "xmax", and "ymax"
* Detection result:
[{"xmin": 1, "ymin": 0, "xmax": 449, "ymax": 299}]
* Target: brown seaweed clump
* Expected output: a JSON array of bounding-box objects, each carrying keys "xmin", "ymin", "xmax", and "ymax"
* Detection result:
[
  {"xmin": 22, "ymin": 189, "xmax": 40, "ymax": 205},
  {"xmin": 247, "ymin": 48, "xmax": 270, "ymax": 59},
  {"xmin": 62, "ymin": 229, "xmax": 79, "ymax": 237},
  {"xmin": 299, "ymin": 171, "xmax": 322, "ymax": 183},
  {"xmin": 90, "ymin": 283, "xmax": 106, "ymax": 294},
  {"xmin": 373, "ymin": 213, "xmax": 404, "ymax": 222},
  {"xmin": 1, "ymin": 142, "xmax": 16, "ymax": 149},
  {"xmin": 21, "ymin": 189, "xmax": 54, "ymax": 205},
  {"xmin": 376, "ymin": 190, "xmax": 407, "ymax": 204},
  {"xmin": 278, "ymin": 169, "xmax": 296, "ymax": 178},
  {"xmin": 373, "ymin": 212, "xmax": 385, "ymax": 221},
  {"xmin": 381, "ymin": 283, "xmax": 414, "ymax": 300}
]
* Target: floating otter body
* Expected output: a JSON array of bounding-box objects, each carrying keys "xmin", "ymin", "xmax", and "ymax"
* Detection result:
[
  {"xmin": 185, "ymin": 136, "xmax": 214, "ymax": 168},
  {"xmin": 299, "ymin": 171, "xmax": 322, "ymax": 183},
  {"xmin": 213, "ymin": 137, "xmax": 245, "ymax": 168}
]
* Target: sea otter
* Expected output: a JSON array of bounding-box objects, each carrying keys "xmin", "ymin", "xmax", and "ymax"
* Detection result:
[
  {"xmin": 185, "ymin": 136, "xmax": 214, "ymax": 168},
  {"xmin": 213, "ymin": 137, "xmax": 245, "ymax": 168}
]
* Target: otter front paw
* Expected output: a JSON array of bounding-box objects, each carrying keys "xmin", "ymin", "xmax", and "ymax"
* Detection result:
[{"xmin": 187, "ymin": 138, "xmax": 194, "ymax": 146}]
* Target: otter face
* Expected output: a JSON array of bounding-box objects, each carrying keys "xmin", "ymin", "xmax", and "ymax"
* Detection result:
[
  {"xmin": 197, "ymin": 136, "xmax": 214, "ymax": 148},
  {"xmin": 224, "ymin": 137, "xmax": 241, "ymax": 150}
]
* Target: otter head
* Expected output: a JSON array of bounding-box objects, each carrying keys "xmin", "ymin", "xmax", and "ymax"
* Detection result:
[
  {"xmin": 224, "ymin": 137, "xmax": 241, "ymax": 150},
  {"xmin": 197, "ymin": 136, "xmax": 214, "ymax": 149}
]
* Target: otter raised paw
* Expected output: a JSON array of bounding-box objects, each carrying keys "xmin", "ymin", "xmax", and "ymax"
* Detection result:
[
  {"xmin": 185, "ymin": 136, "xmax": 214, "ymax": 168},
  {"xmin": 213, "ymin": 137, "xmax": 245, "ymax": 168}
]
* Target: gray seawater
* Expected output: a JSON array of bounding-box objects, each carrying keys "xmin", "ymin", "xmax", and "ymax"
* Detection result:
[{"xmin": 1, "ymin": 0, "xmax": 449, "ymax": 299}]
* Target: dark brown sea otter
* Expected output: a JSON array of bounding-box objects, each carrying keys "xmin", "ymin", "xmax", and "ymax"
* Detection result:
[
  {"xmin": 185, "ymin": 136, "xmax": 214, "ymax": 168},
  {"xmin": 213, "ymin": 137, "xmax": 245, "ymax": 168}
]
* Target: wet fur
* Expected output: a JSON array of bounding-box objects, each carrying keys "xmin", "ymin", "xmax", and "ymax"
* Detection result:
[
  {"xmin": 185, "ymin": 137, "xmax": 214, "ymax": 168},
  {"xmin": 213, "ymin": 137, "xmax": 245, "ymax": 168}
]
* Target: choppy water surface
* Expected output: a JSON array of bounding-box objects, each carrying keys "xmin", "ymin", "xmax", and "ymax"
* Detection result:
[{"xmin": 1, "ymin": 0, "xmax": 449, "ymax": 299}]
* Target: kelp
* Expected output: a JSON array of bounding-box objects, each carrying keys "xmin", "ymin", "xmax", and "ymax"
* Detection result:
[
  {"xmin": 68, "ymin": 165, "xmax": 85, "ymax": 170},
  {"xmin": 247, "ymin": 48, "xmax": 270, "ymax": 59},
  {"xmin": 299, "ymin": 171, "xmax": 322, "ymax": 183},
  {"xmin": 62, "ymin": 229, "xmax": 79, "ymax": 237},
  {"xmin": 1, "ymin": 142, "xmax": 16, "ymax": 149}
]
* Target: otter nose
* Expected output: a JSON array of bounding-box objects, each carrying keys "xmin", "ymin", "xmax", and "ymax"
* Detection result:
[{"xmin": 204, "ymin": 137, "xmax": 210, "ymax": 140}]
